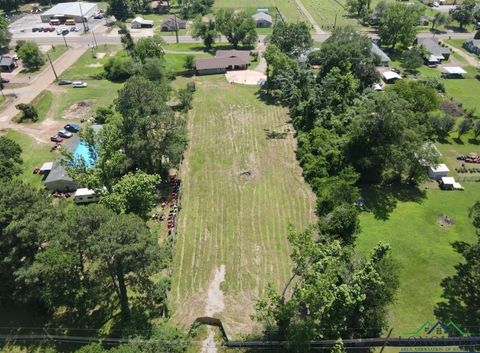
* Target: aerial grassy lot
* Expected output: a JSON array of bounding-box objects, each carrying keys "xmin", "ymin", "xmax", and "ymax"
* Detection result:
[
  {"xmin": 170, "ymin": 75, "xmax": 316, "ymax": 336},
  {"xmin": 213, "ymin": 0, "xmax": 307, "ymax": 23},
  {"xmin": 3, "ymin": 130, "xmax": 58, "ymax": 188},
  {"xmin": 357, "ymin": 183, "xmax": 479, "ymax": 336}
]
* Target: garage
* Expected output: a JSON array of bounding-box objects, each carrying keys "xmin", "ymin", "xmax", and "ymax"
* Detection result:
[{"xmin": 40, "ymin": 2, "xmax": 98, "ymax": 23}]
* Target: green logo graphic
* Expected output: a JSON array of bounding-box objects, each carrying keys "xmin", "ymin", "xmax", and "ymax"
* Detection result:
[{"xmin": 409, "ymin": 320, "xmax": 469, "ymax": 337}]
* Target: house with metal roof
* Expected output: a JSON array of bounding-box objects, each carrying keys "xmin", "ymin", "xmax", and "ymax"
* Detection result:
[
  {"xmin": 417, "ymin": 37, "xmax": 451, "ymax": 64},
  {"xmin": 131, "ymin": 16, "xmax": 154, "ymax": 29},
  {"xmin": 40, "ymin": 2, "xmax": 98, "ymax": 23},
  {"xmin": 161, "ymin": 15, "xmax": 187, "ymax": 31},
  {"xmin": 371, "ymin": 43, "xmax": 390, "ymax": 66},
  {"xmin": 252, "ymin": 12, "xmax": 273, "ymax": 27},
  {"xmin": 463, "ymin": 39, "xmax": 480, "ymax": 56},
  {"xmin": 0, "ymin": 56, "xmax": 16, "ymax": 72},
  {"xmin": 44, "ymin": 162, "xmax": 77, "ymax": 192}
]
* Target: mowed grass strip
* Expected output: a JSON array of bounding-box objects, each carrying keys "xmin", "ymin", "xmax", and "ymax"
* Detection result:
[
  {"xmin": 170, "ymin": 76, "xmax": 316, "ymax": 336},
  {"xmin": 356, "ymin": 185, "xmax": 479, "ymax": 336}
]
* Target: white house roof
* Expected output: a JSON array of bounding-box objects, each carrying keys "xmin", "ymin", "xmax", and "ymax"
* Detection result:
[
  {"xmin": 441, "ymin": 176, "xmax": 456, "ymax": 185},
  {"xmin": 42, "ymin": 2, "xmax": 97, "ymax": 17},
  {"xmin": 75, "ymin": 188, "xmax": 96, "ymax": 196},
  {"xmin": 430, "ymin": 163, "xmax": 450, "ymax": 173},
  {"xmin": 444, "ymin": 66, "xmax": 467, "ymax": 75},
  {"xmin": 252, "ymin": 12, "xmax": 272, "ymax": 23},
  {"xmin": 40, "ymin": 161, "xmax": 54, "ymax": 172},
  {"xmin": 132, "ymin": 16, "xmax": 154, "ymax": 25},
  {"xmin": 382, "ymin": 71, "xmax": 401, "ymax": 81}
]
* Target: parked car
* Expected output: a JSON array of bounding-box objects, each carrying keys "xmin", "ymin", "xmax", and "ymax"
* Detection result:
[
  {"xmin": 0, "ymin": 77, "xmax": 10, "ymax": 83},
  {"xmin": 56, "ymin": 28, "xmax": 63, "ymax": 35},
  {"xmin": 32, "ymin": 27, "xmax": 39, "ymax": 32},
  {"xmin": 69, "ymin": 26, "xmax": 80, "ymax": 32},
  {"xmin": 94, "ymin": 13, "xmax": 104, "ymax": 19},
  {"xmin": 118, "ymin": 28, "xmax": 127, "ymax": 34},
  {"xmin": 58, "ymin": 79, "xmax": 72, "ymax": 85},
  {"xmin": 64, "ymin": 123, "xmax": 81, "ymax": 133},
  {"xmin": 47, "ymin": 27, "xmax": 55, "ymax": 32},
  {"xmin": 72, "ymin": 81, "xmax": 88, "ymax": 88},
  {"xmin": 62, "ymin": 29, "xmax": 69, "ymax": 35},
  {"xmin": 38, "ymin": 27, "xmax": 44, "ymax": 32},
  {"xmin": 58, "ymin": 129, "xmax": 73, "ymax": 138},
  {"xmin": 50, "ymin": 135, "xmax": 64, "ymax": 143}
]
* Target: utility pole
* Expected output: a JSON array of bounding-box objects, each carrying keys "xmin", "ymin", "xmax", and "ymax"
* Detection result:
[
  {"xmin": 334, "ymin": 13, "xmax": 337, "ymax": 30},
  {"xmin": 46, "ymin": 53, "xmax": 58, "ymax": 80},
  {"xmin": 173, "ymin": 13, "xmax": 179, "ymax": 44},
  {"xmin": 92, "ymin": 30, "xmax": 98, "ymax": 48},
  {"xmin": 78, "ymin": 0, "xmax": 87, "ymax": 32},
  {"xmin": 62, "ymin": 33, "xmax": 68, "ymax": 48}
]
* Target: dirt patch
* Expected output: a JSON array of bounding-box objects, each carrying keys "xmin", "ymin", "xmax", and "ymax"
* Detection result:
[
  {"xmin": 437, "ymin": 214, "xmax": 454, "ymax": 228},
  {"xmin": 95, "ymin": 52, "xmax": 106, "ymax": 59},
  {"xmin": 86, "ymin": 62, "xmax": 103, "ymax": 68},
  {"xmin": 225, "ymin": 70, "xmax": 266, "ymax": 85},
  {"xmin": 63, "ymin": 100, "xmax": 94, "ymax": 120}
]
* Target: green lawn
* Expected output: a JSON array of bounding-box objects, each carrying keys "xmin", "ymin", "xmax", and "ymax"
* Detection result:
[
  {"xmin": 443, "ymin": 39, "xmax": 473, "ymax": 57},
  {"xmin": 170, "ymin": 75, "xmax": 316, "ymax": 337},
  {"xmin": 53, "ymin": 45, "xmax": 124, "ymax": 121},
  {"xmin": 443, "ymin": 66, "xmax": 480, "ymax": 112},
  {"xmin": 3, "ymin": 130, "xmax": 58, "ymax": 189},
  {"xmin": 357, "ymin": 183, "xmax": 479, "ymax": 336},
  {"xmin": 31, "ymin": 90, "xmax": 53, "ymax": 123},
  {"xmin": 164, "ymin": 53, "xmax": 211, "ymax": 73}
]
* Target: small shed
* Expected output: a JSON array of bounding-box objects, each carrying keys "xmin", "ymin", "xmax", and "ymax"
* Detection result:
[
  {"xmin": 39, "ymin": 161, "xmax": 54, "ymax": 175},
  {"xmin": 44, "ymin": 163, "xmax": 77, "ymax": 192},
  {"xmin": 382, "ymin": 70, "xmax": 401, "ymax": 83},
  {"xmin": 131, "ymin": 16, "xmax": 154, "ymax": 29},
  {"xmin": 442, "ymin": 66, "xmax": 467, "ymax": 79},
  {"xmin": 440, "ymin": 176, "xmax": 456, "ymax": 190},
  {"xmin": 74, "ymin": 188, "xmax": 99, "ymax": 204},
  {"xmin": 252, "ymin": 12, "xmax": 273, "ymax": 27},
  {"xmin": 0, "ymin": 56, "xmax": 16, "ymax": 72},
  {"xmin": 428, "ymin": 164, "xmax": 449, "ymax": 179},
  {"xmin": 161, "ymin": 15, "xmax": 187, "ymax": 31},
  {"xmin": 371, "ymin": 43, "xmax": 390, "ymax": 66}
]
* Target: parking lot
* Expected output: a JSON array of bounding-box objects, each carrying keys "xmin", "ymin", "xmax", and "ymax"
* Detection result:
[{"xmin": 8, "ymin": 14, "xmax": 105, "ymax": 39}]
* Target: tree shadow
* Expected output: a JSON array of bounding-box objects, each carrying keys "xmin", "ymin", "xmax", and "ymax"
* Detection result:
[
  {"xmin": 468, "ymin": 138, "xmax": 480, "ymax": 145},
  {"xmin": 360, "ymin": 184, "xmax": 427, "ymax": 220},
  {"xmin": 256, "ymin": 89, "xmax": 280, "ymax": 106},
  {"xmin": 444, "ymin": 25, "xmax": 469, "ymax": 33},
  {"xmin": 453, "ymin": 137, "xmax": 465, "ymax": 145}
]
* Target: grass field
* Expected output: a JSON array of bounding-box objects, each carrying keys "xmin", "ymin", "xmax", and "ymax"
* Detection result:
[
  {"xmin": 2, "ymin": 130, "xmax": 58, "ymax": 188},
  {"xmin": 31, "ymin": 90, "xmax": 53, "ymax": 123},
  {"xmin": 164, "ymin": 52, "xmax": 211, "ymax": 73},
  {"xmin": 357, "ymin": 184, "xmax": 479, "ymax": 336},
  {"xmin": 170, "ymin": 75, "xmax": 316, "ymax": 336},
  {"xmin": 213, "ymin": 0, "xmax": 308, "ymax": 23}
]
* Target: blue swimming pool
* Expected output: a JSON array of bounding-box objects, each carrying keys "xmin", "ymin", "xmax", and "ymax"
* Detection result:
[{"xmin": 73, "ymin": 141, "xmax": 97, "ymax": 167}]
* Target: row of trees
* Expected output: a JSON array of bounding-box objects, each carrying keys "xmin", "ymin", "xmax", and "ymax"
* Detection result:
[{"xmin": 192, "ymin": 9, "xmax": 258, "ymax": 49}]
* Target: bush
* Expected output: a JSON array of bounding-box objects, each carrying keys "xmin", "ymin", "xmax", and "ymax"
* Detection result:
[
  {"xmin": 103, "ymin": 54, "xmax": 134, "ymax": 81},
  {"xmin": 178, "ymin": 88, "xmax": 193, "ymax": 112},
  {"xmin": 16, "ymin": 103, "xmax": 38, "ymax": 122},
  {"xmin": 17, "ymin": 41, "xmax": 44, "ymax": 71},
  {"xmin": 94, "ymin": 105, "xmax": 115, "ymax": 124},
  {"xmin": 183, "ymin": 55, "xmax": 195, "ymax": 71},
  {"xmin": 421, "ymin": 76, "xmax": 445, "ymax": 93}
]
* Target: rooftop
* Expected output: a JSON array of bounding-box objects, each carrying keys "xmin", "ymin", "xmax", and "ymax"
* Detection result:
[
  {"xmin": 371, "ymin": 43, "xmax": 390, "ymax": 63},
  {"xmin": 443, "ymin": 66, "xmax": 467, "ymax": 75},
  {"xmin": 42, "ymin": 2, "xmax": 97, "ymax": 16},
  {"xmin": 252, "ymin": 12, "xmax": 272, "ymax": 22},
  {"xmin": 196, "ymin": 50, "xmax": 250, "ymax": 70}
]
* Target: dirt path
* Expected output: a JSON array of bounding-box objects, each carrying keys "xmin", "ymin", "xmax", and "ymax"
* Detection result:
[
  {"xmin": 0, "ymin": 46, "xmax": 87, "ymax": 141},
  {"xmin": 201, "ymin": 265, "xmax": 226, "ymax": 353},
  {"xmin": 443, "ymin": 42, "xmax": 480, "ymax": 67},
  {"xmin": 293, "ymin": 0, "xmax": 325, "ymax": 34}
]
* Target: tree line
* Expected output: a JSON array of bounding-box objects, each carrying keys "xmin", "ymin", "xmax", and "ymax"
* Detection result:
[
  {"xmin": 252, "ymin": 23, "xmax": 459, "ymax": 351},
  {"xmin": 0, "ymin": 31, "xmax": 191, "ymax": 353}
]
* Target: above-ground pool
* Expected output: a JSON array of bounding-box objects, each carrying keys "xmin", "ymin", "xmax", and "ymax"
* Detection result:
[{"xmin": 73, "ymin": 141, "xmax": 97, "ymax": 167}]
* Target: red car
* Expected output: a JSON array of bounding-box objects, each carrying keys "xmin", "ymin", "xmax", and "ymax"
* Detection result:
[{"xmin": 50, "ymin": 135, "xmax": 63, "ymax": 143}]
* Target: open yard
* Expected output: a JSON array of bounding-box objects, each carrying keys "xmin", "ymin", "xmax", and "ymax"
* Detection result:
[
  {"xmin": 357, "ymin": 184, "xmax": 479, "ymax": 336},
  {"xmin": 170, "ymin": 75, "xmax": 316, "ymax": 336},
  {"xmin": 2, "ymin": 130, "xmax": 58, "ymax": 188}
]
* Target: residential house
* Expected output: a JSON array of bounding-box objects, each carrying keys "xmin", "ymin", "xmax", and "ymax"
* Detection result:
[
  {"xmin": 131, "ymin": 16, "xmax": 154, "ymax": 28},
  {"xmin": 196, "ymin": 50, "xmax": 250, "ymax": 75},
  {"xmin": 417, "ymin": 37, "xmax": 450, "ymax": 65},
  {"xmin": 161, "ymin": 15, "xmax": 187, "ymax": 31},
  {"xmin": 252, "ymin": 12, "xmax": 273, "ymax": 27},
  {"xmin": 463, "ymin": 39, "xmax": 480, "ymax": 56},
  {"xmin": 44, "ymin": 162, "xmax": 77, "ymax": 192}
]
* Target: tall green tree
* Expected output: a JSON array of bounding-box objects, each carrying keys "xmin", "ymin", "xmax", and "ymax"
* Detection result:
[
  {"xmin": 101, "ymin": 170, "xmax": 160, "ymax": 219},
  {"xmin": 270, "ymin": 22, "xmax": 313, "ymax": 55},
  {"xmin": 135, "ymin": 36, "xmax": 165, "ymax": 63},
  {"xmin": 0, "ymin": 136, "xmax": 22, "ymax": 180},
  {"xmin": 215, "ymin": 9, "xmax": 258, "ymax": 48},
  {"xmin": 107, "ymin": 0, "xmax": 132, "ymax": 21},
  {"xmin": 378, "ymin": 3, "xmax": 421, "ymax": 49},
  {"xmin": 95, "ymin": 213, "xmax": 159, "ymax": 321},
  {"xmin": 450, "ymin": 0, "xmax": 476, "ymax": 29},
  {"xmin": 17, "ymin": 41, "xmax": 44, "ymax": 71},
  {"xmin": 430, "ymin": 11, "xmax": 449, "ymax": 32},
  {"xmin": 0, "ymin": 17, "xmax": 12, "ymax": 48},
  {"xmin": 434, "ymin": 202, "xmax": 480, "ymax": 331},
  {"xmin": 401, "ymin": 46, "xmax": 425, "ymax": 73},
  {"xmin": 192, "ymin": 17, "xmax": 218, "ymax": 50},
  {"xmin": 457, "ymin": 117, "xmax": 473, "ymax": 138},
  {"xmin": 255, "ymin": 228, "xmax": 398, "ymax": 350}
]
